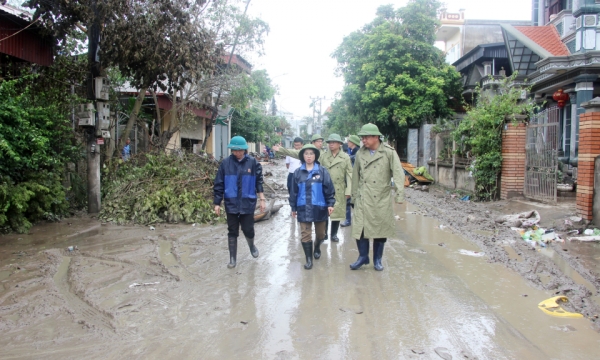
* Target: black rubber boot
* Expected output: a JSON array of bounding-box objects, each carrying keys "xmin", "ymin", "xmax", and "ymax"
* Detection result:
[
  {"xmin": 373, "ymin": 240, "xmax": 385, "ymax": 271},
  {"xmin": 302, "ymin": 242, "xmax": 313, "ymax": 270},
  {"xmin": 314, "ymin": 237, "xmax": 323, "ymax": 259},
  {"xmin": 323, "ymin": 220, "xmax": 329, "ymax": 241},
  {"xmin": 330, "ymin": 221, "xmax": 340, "ymax": 242},
  {"xmin": 349, "ymin": 239, "xmax": 370, "ymax": 270},
  {"xmin": 227, "ymin": 237, "xmax": 237, "ymax": 269},
  {"xmin": 245, "ymin": 236, "xmax": 259, "ymax": 258}
]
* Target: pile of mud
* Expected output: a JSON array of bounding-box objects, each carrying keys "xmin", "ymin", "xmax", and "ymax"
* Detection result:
[
  {"xmin": 405, "ymin": 187, "xmax": 600, "ymax": 330},
  {"xmin": 100, "ymin": 152, "xmax": 221, "ymax": 225}
]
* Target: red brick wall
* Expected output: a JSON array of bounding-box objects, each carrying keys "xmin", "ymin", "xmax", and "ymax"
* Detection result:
[
  {"xmin": 501, "ymin": 122, "xmax": 527, "ymax": 199},
  {"xmin": 576, "ymin": 112, "xmax": 600, "ymax": 219}
]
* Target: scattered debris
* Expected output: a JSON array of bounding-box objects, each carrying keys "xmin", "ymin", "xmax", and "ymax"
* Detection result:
[
  {"xmin": 149, "ymin": 226, "xmax": 156, "ymax": 231},
  {"xmin": 538, "ymin": 296, "xmax": 583, "ymax": 318},
  {"xmin": 192, "ymin": 223, "xmax": 197, "ymax": 227},
  {"xmin": 458, "ymin": 249, "xmax": 485, "ymax": 257},
  {"xmin": 495, "ymin": 210, "xmax": 541, "ymax": 228},
  {"xmin": 66, "ymin": 246, "xmax": 78, "ymax": 252},
  {"xmin": 129, "ymin": 282, "xmax": 160, "ymax": 288},
  {"xmin": 460, "ymin": 195, "xmax": 470, "ymax": 202},
  {"xmin": 568, "ymin": 236, "xmax": 600, "ymax": 242},
  {"xmin": 411, "ymin": 349, "xmax": 425, "ymax": 355},
  {"xmin": 240, "ymin": 321, "xmax": 249, "ymax": 325},
  {"xmin": 264, "ymin": 171, "xmax": 273, "ymax": 177}
]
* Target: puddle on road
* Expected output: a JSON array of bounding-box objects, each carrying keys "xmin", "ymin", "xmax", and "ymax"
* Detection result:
[{"xmin": 539, "ymin": 247, "xmax": 598, "ymax": 296}]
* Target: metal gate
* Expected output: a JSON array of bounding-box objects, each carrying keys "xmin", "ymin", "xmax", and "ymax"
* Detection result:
[{"xmin": 524, "ymin": 106, "xmax": 560, "ymax": 203}]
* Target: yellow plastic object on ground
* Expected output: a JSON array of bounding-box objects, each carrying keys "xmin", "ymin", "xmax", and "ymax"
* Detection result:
[{"xmin": 537, "ymin": 296, "xmax": 584, "ymax": 318}]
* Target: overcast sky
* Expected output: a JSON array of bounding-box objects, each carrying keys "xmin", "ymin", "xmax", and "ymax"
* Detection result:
[{"xmin": 246, "ymin": 0, "xmax": 531, "ymax": 121}]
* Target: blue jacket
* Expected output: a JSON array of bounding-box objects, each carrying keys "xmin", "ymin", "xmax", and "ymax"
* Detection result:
[
  {"xmin": 347, "ymin": 146, "xmax": 359, "ymax": 166},
  {"xmin": 213, "ymin": 154, "xmax": 264, "ymax": 214},
  {"xmin": 289, "ymin": 163, "xmax": 336, "ymax": 223}
]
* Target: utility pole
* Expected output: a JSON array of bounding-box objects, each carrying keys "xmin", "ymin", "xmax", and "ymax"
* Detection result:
[
  {"xmin": 86, "ymin": 0, "xmax": 102, "ymax": 213},
  {"xmin": 309, "ymin": 96, "xmax": 326, "ymax": 135}
]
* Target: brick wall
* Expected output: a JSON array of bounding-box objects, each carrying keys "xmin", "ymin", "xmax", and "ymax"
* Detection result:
[
  {"xmin": 576, "ymin": 112, "xmax": 600, "ymax": 219},
  {"xmin": 500, "ymin": 122, "xmax": 527, "ymax": 199}
]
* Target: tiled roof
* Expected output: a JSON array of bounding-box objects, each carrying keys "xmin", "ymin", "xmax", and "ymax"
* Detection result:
[{"xmin": 514, "ymin": 26, "xmax": 570, "ymax": 56}]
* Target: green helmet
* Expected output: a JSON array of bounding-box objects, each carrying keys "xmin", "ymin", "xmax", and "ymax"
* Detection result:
[
  {"xmin": 326, "ymin": 133, "xmax": 343, "ymax": 143},
  {"xmin": 298, "ymin": 144, "xmax": 320, "ymax": 162},
  {"xmin": 311, "ymin": 134, "xmax": 324, "ymax": 142},
  {"xmin": 357, "ymin": 123, "xmax": 382, "ymax": 136},
  {"xmin": 227, "ymin": 135, "xmax": 248, "ymax": 150},
  {"xmin": 348, "ymin": 135, "xmax": 361, "ymax": 146}
]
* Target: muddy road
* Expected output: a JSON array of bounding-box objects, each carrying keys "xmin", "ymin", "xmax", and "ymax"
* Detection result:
[{"xmin": 2, "ymin": 162, "xmax": 600, "ymax": 359}]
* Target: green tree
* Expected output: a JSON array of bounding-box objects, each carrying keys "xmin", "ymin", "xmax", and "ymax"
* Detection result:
[
  {"xmin": 332, "ymin": 0, "xmax": 462, "ymax": 141},
  {"xmin": 452, "ymin": 74, "xmax": 535, "ymax": 201},
  {"xmin": 325, "ymin": 98, "xmax": 363, "ymax": 137}
]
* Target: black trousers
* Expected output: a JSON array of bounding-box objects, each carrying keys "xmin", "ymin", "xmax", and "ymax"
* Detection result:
[{"xmin": 227, "ymin": 213, "xmax": 255, "ymax": 239}]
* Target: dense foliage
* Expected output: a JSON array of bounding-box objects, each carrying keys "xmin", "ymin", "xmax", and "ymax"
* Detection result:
[
  {"xmin": 100, "ymin": 152, "xmax": 221, "ymax": 225},
  {"xmin": 332, "ymin": 0, "xmax": 462, "ymax": 141},
  {"xmin": 0, "ymin": 75, "xmax": 82, "ymax": 233},
  {"xmin": 452, "ymin": 74, "xmax": 535, "ymax": 201}
]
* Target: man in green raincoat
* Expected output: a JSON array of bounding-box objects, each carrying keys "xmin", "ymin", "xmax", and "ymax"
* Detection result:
[
  {"xmin": 273, "ymin": 133, "xmax": 351, "ymax": 241},
  {"xmin": 350, "ymin": 123, "xmax": 405, "ymax": 271}
]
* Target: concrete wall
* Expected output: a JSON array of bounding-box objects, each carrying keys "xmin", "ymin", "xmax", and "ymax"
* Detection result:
[
  {"xmin": 419, "ymin": 124, "xmax": 434, "ymax": 167},
  {"xmin": 408, "ymin": 129, "xmax": 419, "ymax": 166},
  {"xmin": 429, "ymin": 163, "xmax": 476, "ymax": 193}
]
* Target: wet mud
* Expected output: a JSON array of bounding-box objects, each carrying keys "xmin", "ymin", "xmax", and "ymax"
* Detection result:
[{"xmin": 1, "ymin": 161, "xmax": 600, "ymax": 358}]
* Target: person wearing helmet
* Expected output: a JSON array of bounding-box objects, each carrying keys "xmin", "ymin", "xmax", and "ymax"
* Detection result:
[
  {"xmin": 273, "ymin": 134, "xmax": 324, "ymax": 157},
  {"xmin": 349, "ymin": 124, "xmax": 405, "ymax": 271},
  {"xmin": 319, "ymin": 134, "xmax": 352, "ymax": 242},
  {"xmin": 340, "ymin": 134, "xmax": 361, "ymax": 227},
  {"xmin": 289, "ymin": 144, "xmax": 335, "ymax": 269},
  {"xmin": 213, "ymin": 136, "xmax": 266, "ymax": 269}
]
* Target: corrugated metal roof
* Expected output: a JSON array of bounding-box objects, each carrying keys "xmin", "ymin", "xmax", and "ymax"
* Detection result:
[{"xmin": 0, "ymin": 5, "xmax": 53, "ymax": 66}]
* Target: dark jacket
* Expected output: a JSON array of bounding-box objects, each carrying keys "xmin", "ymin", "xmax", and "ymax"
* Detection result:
[
  {"xmin": 213, "ymin": 154, "xmax": 264, "ymax": 214},
  {"xmin": 347, "ymin": 146, "xmax": 359, "ymax": 166},
  {"xmin": 289, "ymin": 163, "xmax": 335, "ymax": 223}
]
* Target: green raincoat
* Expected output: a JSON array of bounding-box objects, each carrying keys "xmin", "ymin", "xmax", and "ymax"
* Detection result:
[
  {"xmin": 351, "ymin": 143, "xmax": 405, "ymax": 240},
  {"xmin": 277, "ymin": 147, "xmax": 351, "ymax": 221}
]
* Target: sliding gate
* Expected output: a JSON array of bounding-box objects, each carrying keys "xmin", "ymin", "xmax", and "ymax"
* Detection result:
[{"xmin": 524, "ymin": 106, "xmax": 560, "ymax": 204}]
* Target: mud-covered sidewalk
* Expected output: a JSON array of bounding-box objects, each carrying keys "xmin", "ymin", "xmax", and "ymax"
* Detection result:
[{"xmin": 1, "ymin": 160, "xmax": 600, "ymax": 359}]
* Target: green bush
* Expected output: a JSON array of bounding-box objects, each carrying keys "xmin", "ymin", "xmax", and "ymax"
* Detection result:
[{"xmin": 0, "ymin": 75, "xmax": 79, "ymax": 233}]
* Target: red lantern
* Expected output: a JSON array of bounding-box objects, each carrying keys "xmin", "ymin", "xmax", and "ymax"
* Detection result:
[{"xmin": 552, "ymin": 88, "xmax": 570, "ymax": 108}]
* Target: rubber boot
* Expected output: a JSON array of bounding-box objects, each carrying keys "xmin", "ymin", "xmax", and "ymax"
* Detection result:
[
  {"xmin": 314, "ymin": 236, "xmax": 324, "ymax": 259},
  {"xmin": 323, "ymin": 221, "xmax": 329, "ymax": 241},
  {"xmin": 302, "ymin": 242, "xmax": 313, "ymax": 270},
  {"xmin": 341, "ymin": 199, "xmax": 351, "ymax": 227},
  {"xmin": 227, "ymin": 237, "xmax": 237, "ymax": 269},
  {"xmin": 330, "ymin": 221, "xmax": 340, "ymax": 242},
  {"xmin": 245, "ymin": 236, "xmax": 259, "ymax": 258},
  {"xmin": 349, "ymin": 239, "xmax": 370, "ymax": 270},
  {"xmin": 373, "ymin": 240, "xmax": 385, "ymax": 271}
]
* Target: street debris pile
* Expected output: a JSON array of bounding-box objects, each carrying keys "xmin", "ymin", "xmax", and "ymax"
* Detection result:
[
  {"xmin": 99, "ymin": 152, "xmax": 221, "ymax": 225},
  {"xmin": 496, "ymin": 210, "xmax": 564, "ymax": 247}
]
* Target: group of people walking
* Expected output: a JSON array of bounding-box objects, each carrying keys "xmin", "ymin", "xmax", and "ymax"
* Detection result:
[{"xmin": 213, "ymin": 123, "xmax": 405, "ymax": 272}]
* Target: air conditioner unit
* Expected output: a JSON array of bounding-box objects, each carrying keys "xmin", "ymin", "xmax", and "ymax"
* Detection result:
[
  {"xmin": 101, "ymin": 130, "xmax": 111, "ymax": 138},
  {"xmin": 584, "ymin": 15, "xmax": 597, "ymax": 27},
  {"xmin": 94, "ymin": 77, "xmax": 110, "ymax": 100},
  {"xmin": 96, "ymin": 102, "xmax": 110, "ymax": 129},
  {"xmin": 77, "ymin": 103, "xmax": 95, "ymax": 127}
]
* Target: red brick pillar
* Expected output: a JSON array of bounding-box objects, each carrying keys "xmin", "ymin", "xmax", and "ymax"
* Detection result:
[
  {"xmin": 576, "ymin": 101, "xmax": 600, "ymax": 219},
  {"xmin": 500, "ymin": 117, "xmax": 527, "ymax": 199}
]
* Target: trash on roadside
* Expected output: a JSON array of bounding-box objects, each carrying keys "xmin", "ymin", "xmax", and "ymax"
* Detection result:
[
  {"xmin": 460, "ymin": 195, "xmax": 470, "ymax": 202},
  {"xmin": 538, "ymin": 296, "xmax": 583, "ymax": 318},
  {"xmin": 394, "ymin": 215, "xmax": 401, "ymax": 220},
  {"xmin": 566, "ymin": 230, "xmax": 579, "ymax": 235},
  {"xmin": 568, "ymin": 236, "xmax": 600, "ymax": 242},
  {"xmin": 192, "ymin": 223, "xmax": 197, "ymax": 227},
  {"xmin": 129, "ymin": 282, "xmax": 160, "ymax": 288},
  {"xmin": 439, "ymin": 224, "xmax": 447, "ymax": 230},
  {"xmin": 67, "ymin": 246, "xmax": 78, "ymax": 252},
  {"xmin": 583, "ymin": 228, "xmax": 600, "ymax": 236},
  {"xmin": 495, "ymin": 210, "xmax": 541, "ymax": 228},
  {"xmin": 149, "ymin": 226, "xmax": 155, "ymax": 231},
  {"xmin": 458, "ymin": 249, "xmax": 485, "ymax": 257}
]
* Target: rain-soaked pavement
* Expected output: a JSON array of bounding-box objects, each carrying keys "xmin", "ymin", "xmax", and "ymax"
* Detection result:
[{"xmin": 2, "ymin": 164, "xmax": 600, "ymax": 359}]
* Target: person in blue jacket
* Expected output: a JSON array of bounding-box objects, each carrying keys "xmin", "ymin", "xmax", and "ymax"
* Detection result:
[
  {"xmin": 214, "ymin": 136, "xmax": 266, "ymax": 269},
  {"xmin": 289, "ymin": 144, "xmax": 335, "ymax": 270}
]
